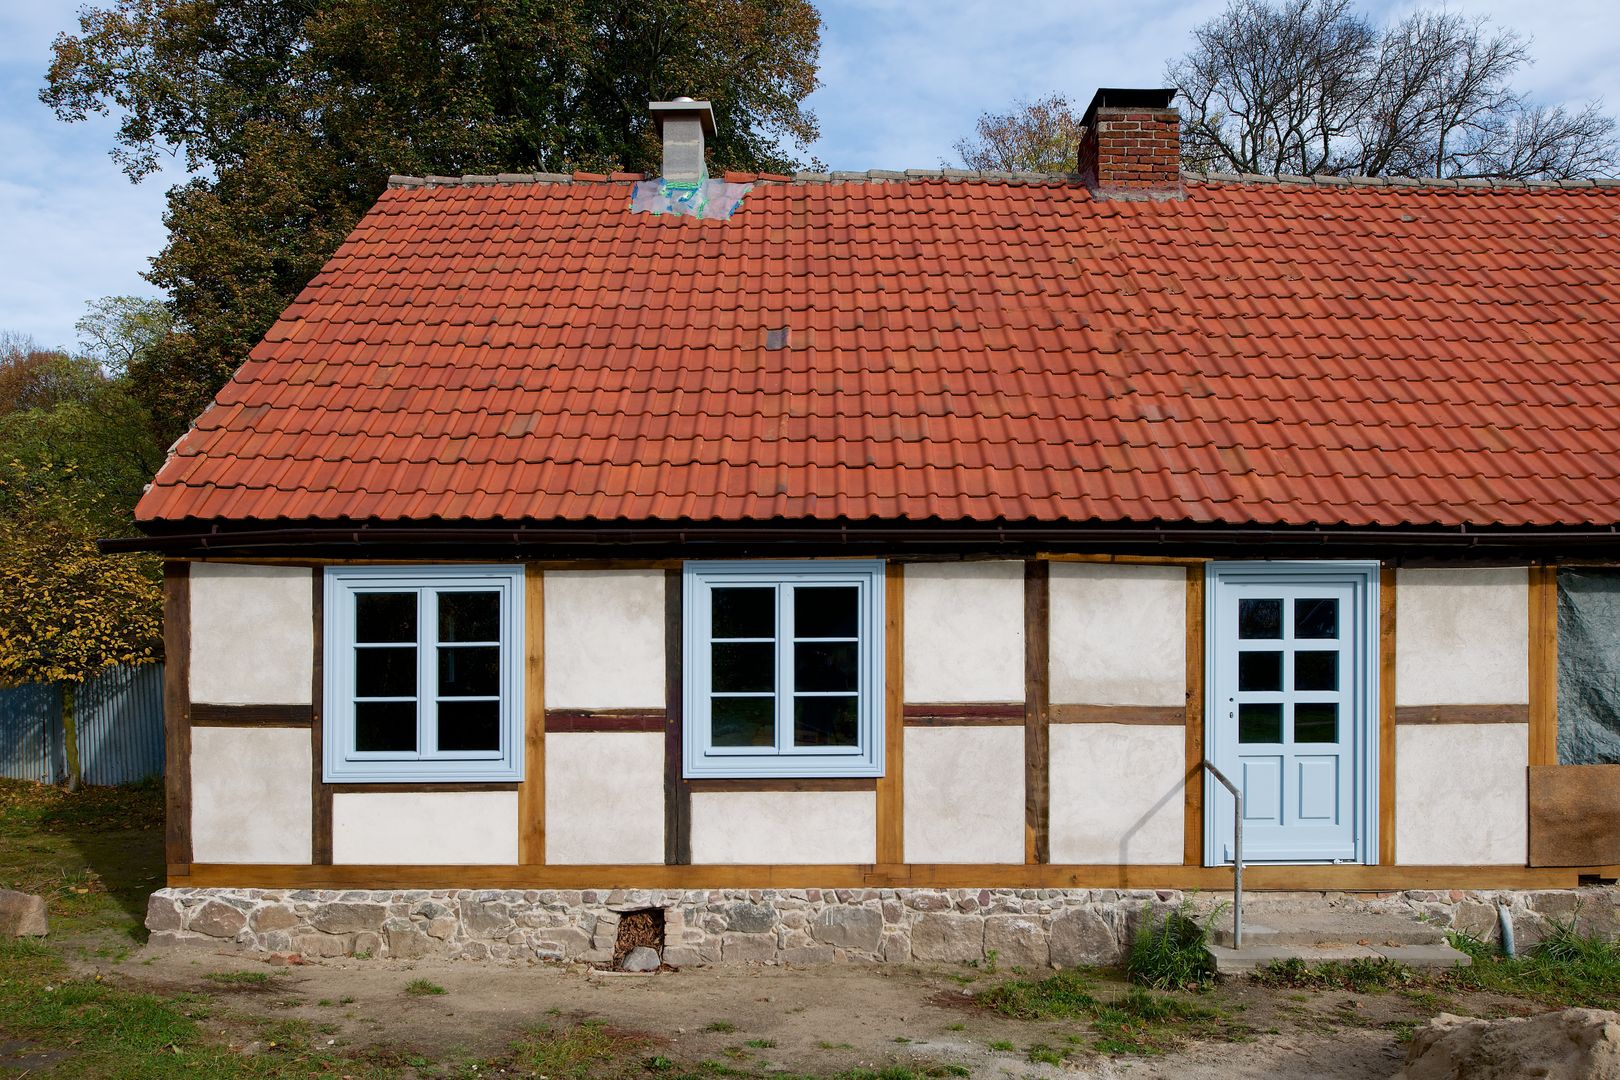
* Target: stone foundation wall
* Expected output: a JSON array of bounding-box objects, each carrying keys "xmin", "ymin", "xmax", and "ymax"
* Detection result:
[{"xmin": 144, "ymin": 885, "xmax": 1620, "ymax": 965}]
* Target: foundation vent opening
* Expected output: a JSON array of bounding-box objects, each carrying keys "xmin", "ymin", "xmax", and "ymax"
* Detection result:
[{"xmin": 614, "ymin": 908, "xmax": 666, "ymax": 968}]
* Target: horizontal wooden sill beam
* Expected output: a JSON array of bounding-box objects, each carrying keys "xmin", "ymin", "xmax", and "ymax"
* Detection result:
[
  {"xmin": 1394, "ymin": 704, "xmax": 1530, "ymax": 725},
  {"xmin": 166, "ymin": 862, "xmax": 1613, "ymax": 891},
  {"xmin": 191, "ymin": 704, "xmax": 314, "ymax": 727}
]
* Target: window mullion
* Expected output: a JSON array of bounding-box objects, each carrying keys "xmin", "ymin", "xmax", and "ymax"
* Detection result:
[
  {"xmin": 777, "ymin": 583, "xmax": 792, "ymax": 755},
  {"xmin": 419, "ymin": 588, "xmax": 435, "ymax": 761}
]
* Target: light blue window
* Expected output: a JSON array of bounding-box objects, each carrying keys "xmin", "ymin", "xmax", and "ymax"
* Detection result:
[
  {"xmin": 324, "ymin": 566, "xmax": 524, "ymax": 783},
  {"xmin": 683, "ymin": 560, "xmax": 886, "ymax": 779}
]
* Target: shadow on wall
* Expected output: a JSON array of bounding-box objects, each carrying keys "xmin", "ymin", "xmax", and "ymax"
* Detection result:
[{"xmin": 1118, "ymin": 778, "xmax": 1186, "ymax": 866}]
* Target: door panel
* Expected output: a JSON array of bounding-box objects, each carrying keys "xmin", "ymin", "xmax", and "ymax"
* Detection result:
[{"xmin": 1207, "ymin": 563, "xmax": 1378, "ymax": 865}]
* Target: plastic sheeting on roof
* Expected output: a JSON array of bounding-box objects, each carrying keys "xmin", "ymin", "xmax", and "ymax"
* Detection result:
[
  {"xmin": 629, "ymin": 173, "xmax": 751, "ymax": 219},
  {"xmin": 1557, "ymin": 569, "xmax": 1620, "ymax": 764}
]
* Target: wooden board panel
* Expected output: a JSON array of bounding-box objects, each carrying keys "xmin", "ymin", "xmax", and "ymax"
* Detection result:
[
  {"xmin": 311, "ymin": 571, "xmax": 333, "ymax": 865},
  {"xmin": 1039, "ymin": 553, "xmax": 1210, "ymax": 566},
  {"xmin": 1024, "ymin": 561, "xmax": 1050, "ymax": 864},
  {"xmin": 1183, "ymin": 566, "xmax": 1205, "ymax": 866},
  {"xmin": 544, "ymin": 710, "xmax": 666, "ymax": 733},
  {"xmin": 876, "ymin": 564, "xmax": 905, "ymax": 863},
  {"xmin": 329, "ymin": 783, "xmax": 521, "ymax": 794},
  {"xmin": 162, "ymin": 562, "xmax": 192, "ymax": 867},
  {"xmin": 173, "ymin": 860, "xmax": 1595, "ymax": 892},
  {"xmin": 1379, "ymin": 564, "xmax": 1398, "ymax": 865},
  {"xmin": 190, "ymin": 704, "xmax": 313, "ymax": 726},
  {"xmin": 902, "ymin": 703, "xmax": 1023, "ymax": 726},
  {"xmin": 688, "ymin": 778, "xmax": 877, "ymax": 793},
  {"xmin": 663, "ymin": 568, "xmax": 691, "ymax": 865},
  {"xmin": 1050, "ymin": 704, "xmax": 1184, "ymax": 725},
  {"xmin": 1394, "ymin": 705, "xmax": 1530, "ymax": 724},
  {"xmin": 1529, "ymin": 565, "xmax": 1560, "ymax": 767},
  {"xmin": 1530, "ymin": 764, "xmax": 1620, "ymax": 867},
  {"xmin": 520, "ymin": 566, "xmax": 545, "ymax": 864}
]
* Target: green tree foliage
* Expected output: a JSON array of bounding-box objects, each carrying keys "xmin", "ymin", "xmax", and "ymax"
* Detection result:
[
  {"xmin": 43, "ymin": 0, "xmax": 822, "ymax": 445},
  {"xmin": 952, "ymin": 93, "xmax": 1085, "ymax": 174}
]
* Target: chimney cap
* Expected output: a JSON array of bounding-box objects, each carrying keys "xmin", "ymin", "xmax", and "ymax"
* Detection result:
[
  {"xmin": 649, "ymin": 98, "xmax": 717, "ymax": 137},
  {"xmin": 1081, "ymin": 88, "xmax": 1176, "ymax": 128}
]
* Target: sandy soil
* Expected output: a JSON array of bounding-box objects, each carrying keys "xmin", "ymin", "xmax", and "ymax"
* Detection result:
[{"xmin": 83, "ymin": 946, "xmax": 1527, "ymax": 1079}]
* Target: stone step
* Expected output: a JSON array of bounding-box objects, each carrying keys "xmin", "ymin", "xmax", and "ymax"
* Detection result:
[
  {"xmin": 1210, "ymin": 908, "xmax": 1448, "ymax": 949},
  {"xmin": 1209, "ymin": 940, "xmax": 1472, "ymax": 974}
]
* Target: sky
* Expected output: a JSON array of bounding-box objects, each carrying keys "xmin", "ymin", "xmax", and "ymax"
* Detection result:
[{"xmin": 1, "ymin": 0, "xmax": 1617, "ymax": 351}]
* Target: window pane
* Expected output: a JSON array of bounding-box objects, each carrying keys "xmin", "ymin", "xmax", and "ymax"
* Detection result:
[
  {"xmin": 795, "ymin": 586, "xmax": 858, "ymax": 638},
  {"xmin": 713, "ymin": 587, "xmax": 774, "ymax": 638},
  {"xmin": 795, "ymin": 642, "xmax": 858, "ymax": 692},
  {"xmin": 712, "ymin": 697, "xmax": 775, "ymax": 747},
  {"xmin": 1238, "ymin": 651, "xmax": 1282, "ymax": 692},
  {"xmin": 1295, "ymin": 598, "xmax": 1339, "ymax": 639},
  {"xmin": 439, "ymin": 591, "xmax": 500, "ymax": 642},
  {"xmin": 1295, "ymin": 651, "xmax": 1338, "ymax": 692},
  {"xmin": 712, "ymin": 643, "xmax": 774, "ymax": 693},
  {"xmin": 1239, "ymin": 598, "xmax": 1283, "ymax": 639},
  {"xmin": 1238, "ymin": 703, "xmax": 1282, "ymax": 743},
  {"xmin": 1295, "ymin": 703, "xmax": 1338, "ymax": 743},
  {"xmin": 356, "ymin": 592, "xmax": 415, "ymax": 643},
  {"xmin": 439, "ymin": 646, "xmax": 500, "ymax": 697},
  {"xmin": 795, "ymin": 696, "xmax": 858, "ymax": 747},
  {"xmin": 355, "ymin": 701, "xmax": 417, "ymax": 751},
  {"xmin": 437, "ymin": 699, "xmax": 501, "ymax": 751},
  {"xmin": 355, "ymin": 646, "xmax": 416, "ymax": 698}
]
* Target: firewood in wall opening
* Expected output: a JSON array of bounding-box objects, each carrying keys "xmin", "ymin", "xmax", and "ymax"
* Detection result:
[{"xmin": 614, "ymin": 908, "xmax": 666, "ymax": 969}]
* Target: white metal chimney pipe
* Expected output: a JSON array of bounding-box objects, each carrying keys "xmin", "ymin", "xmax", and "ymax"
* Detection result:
[{"xmin": 649, "ymin": 98, "xmax": 717, "ymax": 183}]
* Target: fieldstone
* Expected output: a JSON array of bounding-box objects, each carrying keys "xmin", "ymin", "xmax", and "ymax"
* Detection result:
[
  {"xmin": 781, "ymin": 944, "xmax": 837, "ymax": 965},
  {"xmin": 311, "ymin": 902, "xmax": 386, "ymax": 935},
  {"xmin": 1452, "ymin": 900, "xmax": 1499, "ymax": 942},
  {"xmin": 1395, "ymin": 1009, "xmax": 1620, "ymax": 1079},
  {"xmin": 906, "ymin": 892, "xmax": 952, "ymax": 912},
  {"xmin": 533, "ymin": 926, "xmax": 591, "ymax": 957},
  {"xmin": 144, "ymin": 894, "xmax": 181, "ymax": 933},
  {"xmin": 292, "ymin": 932, "xmax": 350, "ymax": 958},
  {"xmin": 722, "ymin": 932, "xmax": 777, "ymax": 962},
  {"xmin": 1049, "ymin": 908, "xmax": 1120, "ymax": 967},
  {"xmin": 0, "ymin": 890, "xmax": 47, "ymax": 938},
  {"xmin": 621, "ymin": 946, "xmax": 662, "ymax": 972},
  {"xmin": 383, "ymin": 919, "xmax": 433, "ymax": 959},
  {"xmin": 464, "ymin": 900, "xmax": 515, "ymax": 935},
  {"xmin": 810, "ymin": 906, "xmax": 883, "ymax": 953},
  {"xmin": 662, "ymin": 943, "xmax": 718, "ymax": 967},
  {"xmin": 426, "ymin": 916, "xmax": 458, "ymax": 940},
  {"xmin": 250, "ymin": 905, "xmax": 298, "ymax": 933},
  {"xmin": 721, "ymin": 902, "xmax": 776, "ymax": 934},
  {"xmin": 881, "ymin": 932, "xmax": 912, "ymax": 964},
  {"xmin": 353, "ymin": 931, "xmax": 382, "ymax": 956},
  {"xmin": 1530, "ymin": 892, "xmax": 1581, "ymax": 922},
  {"xmin": 459, "ymin": 941, "xmax": 491, "ymax": 960},
  {"xmin": 911, "ymin": 913, "xmax": 984, "ymax": 963},
  {"xmin": 189, "ymin": 900, "xmax": 248, "ymax": 939},
  {"xmin": 984, "ymin": 914, "xmax": 1050, "ymax": 969}
]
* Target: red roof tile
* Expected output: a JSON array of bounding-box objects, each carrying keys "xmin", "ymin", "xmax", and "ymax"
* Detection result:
[{"xmin": 137, "ymin": 176, "xmax": 1620, "ymax": 529}]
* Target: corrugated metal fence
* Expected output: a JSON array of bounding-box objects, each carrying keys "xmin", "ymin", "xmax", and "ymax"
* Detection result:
[{"xmin": 0, "ymin": 664, "xmax": 165, "ymax": 785}]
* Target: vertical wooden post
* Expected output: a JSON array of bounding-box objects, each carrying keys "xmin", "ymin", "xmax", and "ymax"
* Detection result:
[
  {"xmin": 876, "ymin": 563, "xmax": 905, "ymax": 864},
  {"xmin": 1024, "ymin": 560, "xmax": 1050, "ymax": 865},
  {"xmin": 1529, "ymin": 564, "xmax": 1559, "ymax": 767},
  {"xmin": 1379, "ymin": 564, "xmax": 1398, "ymax": 865},
  {"xmin": 1183, "ymin": 565, "xmax": 1205, "ymax": 866},
  {"xmin": 310, "ymin": 569, "xmax": 333, "ymax": 865},
  {"xmin": 519, "ymin": 565, "xmax": 546, "ymax": 864},
  {"xmin": 162, "ymin": 561, "xmax": 192, "ymax": 873},
  {"xmin": 663, "ymin": 568, "xmax": 691, "ymax": 865}
]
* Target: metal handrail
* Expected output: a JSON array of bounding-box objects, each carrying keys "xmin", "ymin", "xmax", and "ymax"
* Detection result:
[{"xmin": 1201, "ymin": 759, "xmax": 1243, "ymax": 949}]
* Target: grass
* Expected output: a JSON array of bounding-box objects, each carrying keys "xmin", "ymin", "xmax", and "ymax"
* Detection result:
[
  {"xmin": 1444, "ymin": 919, "xmax": 1620, "ymax": 1009},
  {"xmin": 1125, "ymin": 902, "xmax": 1218, "ymax": 990},
  {"xmin": 511, "ymin": 1019, "xmax": 656, "ymax": 1080},
  {"xmin": 404, "ymin": 978, "xmax": 446, "ymax": 996},
  {"xmin": 703, "ymin": 1020, "xmax": 737, "ymax": 1034},
  {"xmin": 977, "ymin": 968, "xmax": 1231, "ymax": 1056},
  {"xmin": 744, "ymin": 1039, "xmax": 776, "ymax": 1049},
  {"xmin": 205, "ymin": 970, "xmax": 278, "ymax": 988},
  {"xmin": 1253, "ymin": 956, "xmax": 1415, "ymax": 993}
]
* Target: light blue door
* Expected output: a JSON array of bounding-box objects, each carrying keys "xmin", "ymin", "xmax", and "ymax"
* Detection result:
[{"xmin": 1207, "ymin": 563, "xmax": 1379, "ymax": 864}]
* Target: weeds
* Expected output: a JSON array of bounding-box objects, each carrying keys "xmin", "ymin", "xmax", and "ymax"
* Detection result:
[
  {"xmin": 978, "ymin": 969, "xmax": 1226, "ymax": 1055},
  {"xmin": 405, "ymin": 978, "xmax": 446, "ymax": 996},
  {"xmin": 204, "ymin": 970, "xmax": 277, "ymax": 987},
  {"xmin": 1252, "ymin": 957, "xmax": 1414, "ymax": 993},
  {"xmin": 1126, "ymin": 903, "xmax": 1217, "ymax": 990},
  {"xmin": 703, "ymin": 1020, "xmax": 738, "ymax": 1034},
  {"xmin": 512, "ymin": 1019, "xmax": 652, "ymax": 1080},
  {"xmin": 1446, "ymin": 918, "xmax": 1620, "ymax": 1009}
]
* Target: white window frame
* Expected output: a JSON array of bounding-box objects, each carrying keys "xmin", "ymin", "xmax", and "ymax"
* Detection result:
[
  {"xmin": 323, "ymin": 565, "xmax": 524, "ymax": 783},
  {"xmin": 683, "ymin": 560, "xmax": 886, "ymax": 779}
]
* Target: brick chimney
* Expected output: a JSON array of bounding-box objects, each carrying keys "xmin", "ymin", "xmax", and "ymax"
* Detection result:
[
  {"xmin": 649, "ymin": 97, "xmax": 716, "ymax": 183},
  {"xmin": 1077, "ymin": 88, "xmax": 1182, "ymax": 198}
]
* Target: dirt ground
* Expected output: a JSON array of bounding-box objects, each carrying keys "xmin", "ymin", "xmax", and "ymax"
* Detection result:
[{"xmin": 80, "ymin": 945, "xmax": 1539, "ymax": 1080}]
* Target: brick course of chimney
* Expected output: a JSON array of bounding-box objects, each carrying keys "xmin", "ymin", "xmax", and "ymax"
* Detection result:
[{"xmin": 1077, "ymin": 107, "xmax": 1182, "ymax": 197}]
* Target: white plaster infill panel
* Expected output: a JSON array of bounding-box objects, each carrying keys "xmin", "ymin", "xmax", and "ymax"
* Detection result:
[
  {"xmin": 545, "ymin": 732, "xmax": 664, "ymax": 864},
  {"xmin": 1050, "ymin": 563, "xmax": 1185, "ymax": 707},
  {"xmin": 1049, "ymin": 723, "xmax": 1184, "ymax": 864},
  {"xmin": 903, "ymin": 562, "xmax": 1024, "ymax": 703},
  {"xmin": 191, "ymin": 727, "xmax": 312, "ymax": 864},
  {"xmin": 1396, "ymin": 723, "xmax": 1528, "ymax": 865},
  {"xmin": 1396, "ymin": 567, "xmax": 1529, "ymax": 707},
  {"xmin": 189, "ymin": 563, "xmax": 313, "ymax": 705},
  {"xmin": 332, "ymin": 791, "xmax": 518, "ymax": 865},
  {"xmin": 690, "ymin": 791, "xmax": 877, "ymax": 864},
  {"xmin": 544, "ymin": 570, "xmax": 665, "ymax": 709},
  {"xmin": 904, "ymin": 726, "xmax": 1024, "ymax": 863}
]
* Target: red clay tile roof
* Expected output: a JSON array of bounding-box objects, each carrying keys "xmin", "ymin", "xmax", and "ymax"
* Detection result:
[{"xmin": 136, "ymin": 173, "xmax": 1620, "ymax": 529}]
